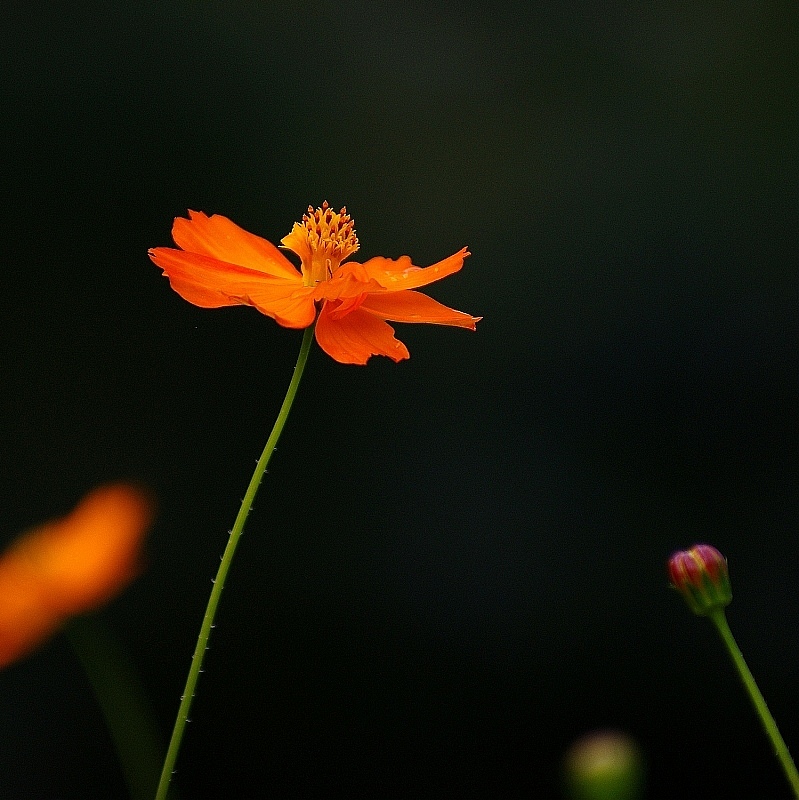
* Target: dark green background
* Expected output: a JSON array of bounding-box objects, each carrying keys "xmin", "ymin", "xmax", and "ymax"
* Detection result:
[{"xmin": 1, "ymin": 3, "xmax": 796, "ymax": 798}]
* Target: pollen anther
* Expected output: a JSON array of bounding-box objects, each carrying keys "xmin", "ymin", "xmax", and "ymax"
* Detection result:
[{"xmin": 301, "ymin": 201, "xmax": 359, "ymax": 267}]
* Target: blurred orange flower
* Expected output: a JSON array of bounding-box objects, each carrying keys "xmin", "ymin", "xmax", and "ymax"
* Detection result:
[
  {"xmin": 0, "ymin": 484, "xmax": 153, "ymax": 668},
  {"xmin": 149, "ymin": 203, "xmax": 480, "ymax": 364}
]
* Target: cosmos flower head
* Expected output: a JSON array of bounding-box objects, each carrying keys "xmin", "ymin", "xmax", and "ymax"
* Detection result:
[{"xmin": 149, "ymin": 203, "xmax": 480, "ymax": 364}]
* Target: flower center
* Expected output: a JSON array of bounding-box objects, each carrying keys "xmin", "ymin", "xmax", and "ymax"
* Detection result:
[{"xmin": 286, "ymin": 202, "xmax": 359, "ymax": 286}]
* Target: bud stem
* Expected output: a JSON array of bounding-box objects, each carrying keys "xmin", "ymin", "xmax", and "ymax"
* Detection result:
[
  {"xmin": 68, "ymin": 618, "xmax": 165, "ymax": 800},
  {"xmin": 708, "ymin": 608, "xmax": 799, "ymax": 798}
]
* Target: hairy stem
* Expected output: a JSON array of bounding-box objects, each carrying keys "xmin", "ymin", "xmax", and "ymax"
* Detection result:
[{"xmin": 155, "ymin": 326, "xmax": 315, "ymax": 800}]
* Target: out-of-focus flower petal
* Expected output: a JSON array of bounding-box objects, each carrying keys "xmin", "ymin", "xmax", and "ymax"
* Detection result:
[
  {"xmin": 0, "ymin": 559, "xmax": 59, "ymax": 667},
  {"xmin": 0, "ymin": 484, "xmax": 154, "ymax": 668},
  {"xmin": 15, "ymin": 484, "xmax": 153, "ymax": 615},
  {"xmin": 315, "ymin": 303, "xmax": 410, "ymax": 365},
  {"xmin": 361, "ymin": 290, "xmax": 481, "ymax": 329}
]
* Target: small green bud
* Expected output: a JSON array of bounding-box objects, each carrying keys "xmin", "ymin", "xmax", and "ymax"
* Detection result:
[
  {"xmin": 668, "ymin": 544, "xmax": 732, "ymax": 616},
  {"xmin": 563, "ymin": 730, "xmax": 645, "ymax": 800}
]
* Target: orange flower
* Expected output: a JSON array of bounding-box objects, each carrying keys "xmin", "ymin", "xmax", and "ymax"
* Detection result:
[
  {"xmin": 149, "ymin": 203, "xmax": 480, "ymax": 364},
  {"xmin": 0, "ymin": 484, "xmax": 153, "ymax": 668}
]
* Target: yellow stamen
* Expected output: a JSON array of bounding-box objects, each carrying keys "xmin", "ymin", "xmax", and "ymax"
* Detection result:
[{"xmin": 282, "ymin": 201, "xmax": 359, "ymax": 286}]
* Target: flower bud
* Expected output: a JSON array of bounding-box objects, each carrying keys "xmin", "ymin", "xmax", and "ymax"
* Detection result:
[
  {"xmin": 563, "ymin": 729, "xmax": 645, "ymax": 800},
  {"xmin": 667, "ymin": 544, "xmax": 732, "ymax": 616}
]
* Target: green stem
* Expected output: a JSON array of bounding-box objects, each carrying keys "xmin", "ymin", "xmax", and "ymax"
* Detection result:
[
  {"xmin": 155, "ymin": 326, "xmax": 315, "ymax": 800},
  {"xmin": 68, "ymin": 617, "xmax": 166, "ymax": 800},
  {"xmin": 708, "ymin": 608, "xmax": 799, "ymax": 798}
]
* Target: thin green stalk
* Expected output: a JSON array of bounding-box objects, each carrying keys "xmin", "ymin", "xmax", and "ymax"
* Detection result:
[
  {"xmin": 155, "ymin": 326, "xmax": 315, "ymax": 800},
  {"xmin": 708, "ymin": 608, "xmax": 799, "ymax": 798},
  {"xmin": 68, "ymin": 617, "xmax": 166, "ymax": 800}
]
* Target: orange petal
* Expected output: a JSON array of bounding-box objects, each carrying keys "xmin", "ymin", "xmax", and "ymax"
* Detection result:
[
  {"xmin": 228, "ymin": 284, "xmax": 317, "ymax": 329},
  {"xmin": 149, "ymin": 248, "xmax": 315, "ymax": 328},
  {"xmin": 0, "ymin": 558, "xmax": 60, "ymax": 668},
  {"xmin": 12, "ymin": 484, "xmax": 154, "ymax": 617},
  {"xmin": 314, "ymin": 303, "xmax": 410, "ymax": 365},
  {"xmin": 324, "ymin": 293, "xmax": 368, "ymax": 320},
  {"xmin": 360, "ymin": 290, "xmax": 481, "ymax": 329},
  {"xmin": 312, "ymin": 262, "xmax": 384, "ymax": 302},
  {"xmin": 172, "ymin": 211, "xmax": 301, "ymax": 280},
  {"xmin": 0, "ymin": 484, "xmax": 154, "ymax": 668},
  {"xmin": 359, "ymin": 248, "xmax": 470, "ymax": 291},
  {"xmin": 149, "ymin": 247, "xmax": 266, "ymax": 308},
  {"xmin": 279, "ymin": 222, "xmax": 313, "ymax": 267}
]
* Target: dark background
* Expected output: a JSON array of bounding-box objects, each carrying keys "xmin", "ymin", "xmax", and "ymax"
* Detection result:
[{"xmin": 0, "ymin": 2, "xmax": 796, "ymax": 798}]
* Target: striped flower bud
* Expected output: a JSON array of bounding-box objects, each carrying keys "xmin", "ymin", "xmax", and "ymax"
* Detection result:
[{"xmin": 668, "ymin": 544, "xmax": 732, "ymax": 616}]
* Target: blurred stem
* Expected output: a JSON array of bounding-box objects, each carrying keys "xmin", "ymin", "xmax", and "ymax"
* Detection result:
[
  {"xmin": 67, "ymin": 617, "xmax": 166, "ymax": 800},
  {"xmin": 155, "ymin": 325, "xmax": 315, "ymax": 800},
  {"xmin": 708, "ymin": 609, "xmax": 799, "ymax": 798}
]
